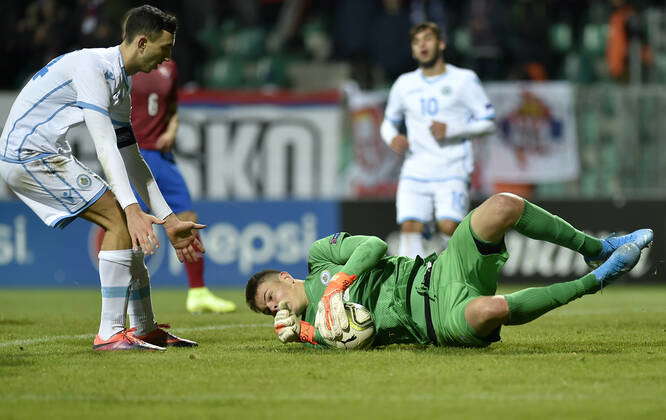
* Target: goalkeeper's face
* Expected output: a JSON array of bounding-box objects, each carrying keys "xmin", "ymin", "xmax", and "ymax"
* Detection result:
[
  {"xmin": 254, "ymin": 272, "xmax": 306, "ymax": 317},
  {"xmin": 411, "ymin": 28, "xmax": 445, "ymax": 68}
]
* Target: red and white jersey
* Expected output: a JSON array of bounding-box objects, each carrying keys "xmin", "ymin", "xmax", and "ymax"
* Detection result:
[{"xmin": 131, "ymin": 60, "xmax": 178, "ymax": 150}]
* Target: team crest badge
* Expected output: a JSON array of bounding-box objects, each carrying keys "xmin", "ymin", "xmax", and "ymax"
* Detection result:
[
  {"xmin": 320, "ymin": 270, "xmax": 331, "ymax": 286},
  {"xmin": 441, "ymin": 86, "xmax": 451, "ymax": 95},
  {"xmin": 76, "ymin": 174, "xmax": 92, "ymax": 190}
]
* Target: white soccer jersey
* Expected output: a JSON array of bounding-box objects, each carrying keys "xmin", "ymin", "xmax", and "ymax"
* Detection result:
[
  {"xmin": 384, "ymin": 64, "xmax": 494, "ymax": 180},
  {"xmin": 1, "ymin": 46, "xmax": 131, "ymax": 163}
]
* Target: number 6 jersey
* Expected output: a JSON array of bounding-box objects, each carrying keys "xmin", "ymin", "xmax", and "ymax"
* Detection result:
[{"xmin": 130, "ymin": 60, "xmax": 178, "ymax": 150}]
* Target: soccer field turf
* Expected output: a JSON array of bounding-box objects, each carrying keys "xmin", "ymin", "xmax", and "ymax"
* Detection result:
[{"xmin": 1, "ymin": 286, "xmax": 665, "ymax": 419}]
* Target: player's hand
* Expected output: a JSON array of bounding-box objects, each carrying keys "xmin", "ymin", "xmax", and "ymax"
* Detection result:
[
  {"xmin": 274, "ymin": 302, "xmax": 317, "ymax": 344},
  {"xmin": 155, "ymin": 132, "xmax": 175, "ymax": 153},
  {"xmin": 389, "ymin": 135, "xmax": 409, "ymax": 154},
  {"xmin": 274, "ymin": 301, "xmax": 300, "ymax": 343},
  {"xmin": 315, "ymin": 272, "xmax": 357, "ymax": 341},
  {"xmin": 163, "ymin": 214, "xmax": 206, "ymax": 263},
  {"xmin": 124, "ymin": 203, "xmax": 164, "ymax": 255},
  {"xmin": 430, "ymin": 120, "xmax": 447, "ymax": 141}
]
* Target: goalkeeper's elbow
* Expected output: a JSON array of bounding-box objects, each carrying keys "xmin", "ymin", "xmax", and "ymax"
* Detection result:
[{"xmin": 367, "ymin": 236, "xmax": 388, "ymax": 256}]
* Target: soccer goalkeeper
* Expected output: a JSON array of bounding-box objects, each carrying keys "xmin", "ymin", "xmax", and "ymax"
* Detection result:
[{"xmin": 245, "ymin": 193, "xmax": 653, "ymax": 349}]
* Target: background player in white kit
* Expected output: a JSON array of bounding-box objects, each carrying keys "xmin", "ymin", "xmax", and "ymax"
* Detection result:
[
  {"xmin": 381, "ymin": 22, "xmax": 497, "ymax": 258},
  {"xmin": 0, "ymin": 5, "xmax": 202, "ymax": 351}
]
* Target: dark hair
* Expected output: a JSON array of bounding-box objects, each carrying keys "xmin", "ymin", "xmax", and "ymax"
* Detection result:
[
  {"xmin": 122, "ymin": 5, "xmax": 177, "ymax": 43},
  {"xmin": 245, "ymin": 269, "xmax": 280, "ymax": 313},
  {"xmin": 409, "ymin": 21, "xmax": 442, "ymax": 42}
]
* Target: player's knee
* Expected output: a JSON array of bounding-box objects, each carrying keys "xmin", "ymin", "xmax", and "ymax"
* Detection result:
[
  {"xmin": 401, "ymin": 220, "xmax": 423, "ymax": 233},
  {"xmin": 487, "ymin": 193, "xmax": 524, "ymax": 227},
  {"xmin": 468, "ymin": 296, "xmax": 509, "ymax": 327},
  {"xmin": 437, "ymin": 220, "xmax": 458, "ymax": 236},
  {"xmin": 484, "ymin": 297, "xmax": 510, "ymax": 325},
  {"xmin": 95, "ymin": 199, "xmax": 131, "ymax": 240}
]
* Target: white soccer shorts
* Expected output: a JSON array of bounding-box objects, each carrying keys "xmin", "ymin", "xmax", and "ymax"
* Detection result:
[
  {"xmin": 0, "ymin": 153, "xmax": 108, "ymax": 228},
  {"xmin": 395, "ymin": 177, "xmax": 470, "ymax": 225}
]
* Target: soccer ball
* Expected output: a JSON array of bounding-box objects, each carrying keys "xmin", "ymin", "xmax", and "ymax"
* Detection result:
[{"xmin": 323, "ymin": 302, "xmax": 375, "ymax": 350}]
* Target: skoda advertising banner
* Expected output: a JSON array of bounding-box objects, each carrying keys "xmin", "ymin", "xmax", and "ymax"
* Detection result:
[{"xmin": 0, "ymin": 201, "xmax": 339, "ymax": 287}]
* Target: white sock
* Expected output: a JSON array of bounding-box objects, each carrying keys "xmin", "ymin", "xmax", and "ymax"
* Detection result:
[
  {"xmin": 127, "ymin": 250, "xmax": 156, "ymax": 335},
  {"xmin": 97, "ymin": 250, "xmax": 133, "ymax": 340},
  {"xmin": 398, "ymin": 232, "xmax": 424, "ymax": 258},
  {"xmin": 439, "ymin": 233, "xmax": 451, "ymax": 250}
]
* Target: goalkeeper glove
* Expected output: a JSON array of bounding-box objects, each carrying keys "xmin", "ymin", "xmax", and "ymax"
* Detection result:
[
  {"xmin": 274, "ymin": 301, "xmax": 317, "ymax": 344},
  {"xmin": 315, "ymin": 272, "xmax": 357, "ymax": 341}
]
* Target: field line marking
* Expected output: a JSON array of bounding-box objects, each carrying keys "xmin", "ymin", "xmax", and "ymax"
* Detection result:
[{"xmin": 0, "ymin": 323, "xmax": 271, "ymax": 348}]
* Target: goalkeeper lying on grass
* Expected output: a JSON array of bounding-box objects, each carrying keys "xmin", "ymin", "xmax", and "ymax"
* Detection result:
[{"xmin": 245, "ymin": 193, "xmax": 653, "ymax": 349}]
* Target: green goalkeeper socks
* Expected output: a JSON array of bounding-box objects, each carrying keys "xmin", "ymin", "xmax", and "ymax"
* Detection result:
[
  {"xmin": 514, "ymin": 200, "xmax": 602, "ymax": 258},
  {"xmin": 504, "ymin": 273, "xmax": 599, "ymax": 325}
]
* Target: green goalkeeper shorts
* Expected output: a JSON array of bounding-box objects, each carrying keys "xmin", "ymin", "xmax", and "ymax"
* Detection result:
[{"xmin": 429, "ymin": 211, "xmax": 509, "ymax": 347}]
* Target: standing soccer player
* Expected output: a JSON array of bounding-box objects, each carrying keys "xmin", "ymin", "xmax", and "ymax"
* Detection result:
[
  {"xmin": 0, "ymin": 5, "xmax": 202, "ymax": 350},
  {"xmin": 130, "ymin": 60, "xmax": 236, "ymax": 314},
  {"xmin": 381, "ymin": 22, "xmax": 496, "ymax": 258}
]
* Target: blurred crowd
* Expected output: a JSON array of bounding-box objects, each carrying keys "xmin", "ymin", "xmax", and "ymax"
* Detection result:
[{"xmin": 1, "ymin": 0, "xmax": 665, "ymax": 90}]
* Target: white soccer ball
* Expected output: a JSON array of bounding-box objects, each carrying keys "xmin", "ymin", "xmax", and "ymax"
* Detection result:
[{"xmin": 324, "ymin": 302, "xmax": 375, "ymax": 350}]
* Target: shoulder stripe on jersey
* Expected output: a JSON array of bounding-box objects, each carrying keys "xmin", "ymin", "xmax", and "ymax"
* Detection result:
[
  {"xmin": 76, "ymin": 101, "xmax": 109, "ymax": 116},
  {"xmin": 3, "ymin": 79, "xmax": 73, "ymax": 158},
  {"xmin": 17, "ymin": 102, "xmax": 76, "ymax": 160}
]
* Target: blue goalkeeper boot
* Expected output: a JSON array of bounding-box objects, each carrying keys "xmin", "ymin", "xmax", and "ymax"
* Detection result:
[
  {"xmin": 591, "ymin": 242, "xmax": 641, "ymax": 287},
  {"xmin": 585, "ymin": 228, "xmax": 653, "ymax": 268}
]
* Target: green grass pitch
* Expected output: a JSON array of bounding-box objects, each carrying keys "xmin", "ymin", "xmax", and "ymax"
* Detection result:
[{"xmin": 1, "ymin": 286, "xmax": 665, "ymax": 419}]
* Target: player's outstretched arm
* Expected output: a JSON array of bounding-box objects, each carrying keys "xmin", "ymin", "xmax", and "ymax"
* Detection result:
[{"xmin": 163, "ymin": 213, "xmax": 206, "ymax": 263}]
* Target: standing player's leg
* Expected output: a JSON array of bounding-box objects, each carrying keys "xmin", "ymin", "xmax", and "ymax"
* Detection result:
[
  {"xmin": 433, "ymin": 179, "xmax": 469, "ymax": 250},
  {"xmin": 80, "ymin": 191, "xmax": 165, "ymax": 351},
  {"xmin": 461, "ymin": 193, "xmax": 652, "ymax": 338},
  {"xmin": 178, "ymin": 210, "xmax": 236, "ymax": 314},
  {"xmin": 0, "ymin": 155, "xmax": 164, "ymax": 350},
  {"xmin": 396, "ymin": 179, "xmax": 431, "ymax": 258},
  {"xmin": 399, "ymin": 220, "xmax": 425, "ymax": 258}
]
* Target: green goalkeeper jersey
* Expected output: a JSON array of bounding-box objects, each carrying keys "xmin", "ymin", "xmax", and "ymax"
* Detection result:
[{"xmin": 302, "ymin": 232, "xmax": 430, "ymax": 347}]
